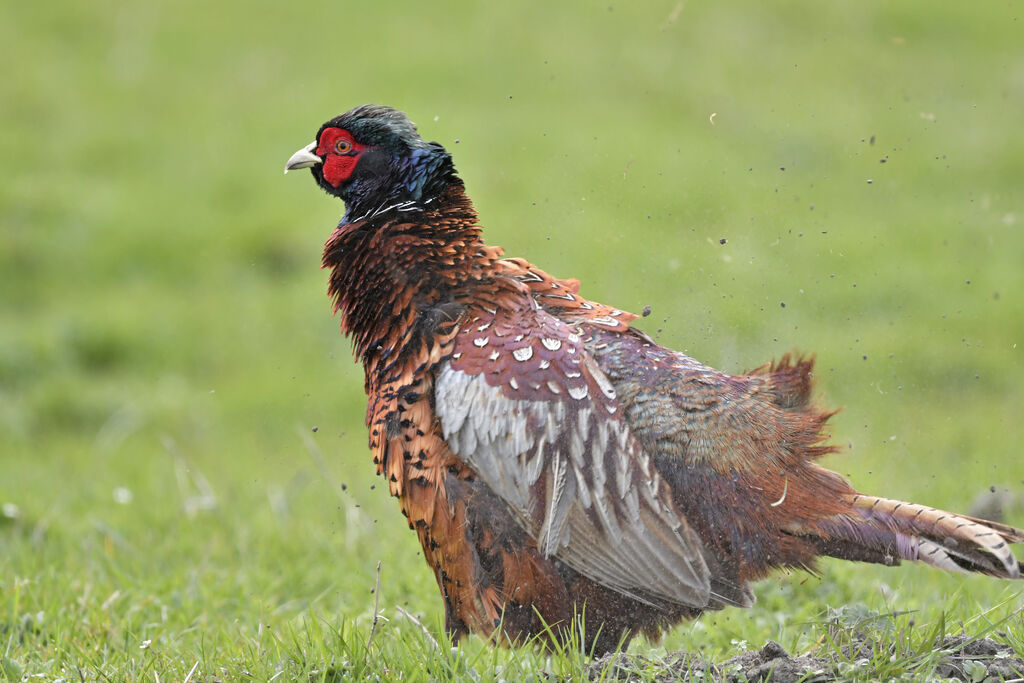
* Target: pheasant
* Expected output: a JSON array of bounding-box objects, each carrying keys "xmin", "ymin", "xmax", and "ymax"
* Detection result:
[{"xmin": 284, "ymin": 104, "xmax": 1023, "ymax": 655}]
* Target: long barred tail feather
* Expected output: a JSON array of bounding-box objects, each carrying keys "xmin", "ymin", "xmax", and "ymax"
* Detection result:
[
  {"xmin": 810, "ymin": 494, "xmax": 1022, "ymax": 580},
  {"xmin": 959, "ymin": 514, "xmax": 1024, "ymax": 545}
]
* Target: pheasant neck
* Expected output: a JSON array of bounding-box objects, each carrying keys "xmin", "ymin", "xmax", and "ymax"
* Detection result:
[
  {"xmin": 322, "ymin": 184, "xmax": 518, "ymax": 375},
  {"xmin": 337, "ymin": 144, "xmax": 457, "ymax": 223}
]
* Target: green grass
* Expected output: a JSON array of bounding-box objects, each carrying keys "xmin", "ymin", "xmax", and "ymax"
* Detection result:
[{"xmin": 2, "ymin": 0, "xmax": 1023, "ymax": 679}]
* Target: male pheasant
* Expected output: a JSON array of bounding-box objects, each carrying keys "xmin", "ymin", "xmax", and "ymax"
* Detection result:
[{"xmin": 285, "ymin": 105, "xmax": 1023, "ymax": 655}]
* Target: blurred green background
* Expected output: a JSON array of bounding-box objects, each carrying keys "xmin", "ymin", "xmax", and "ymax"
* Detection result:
[{"xmin": 2, "ymin": 0, "xmax": 1022, "ymax": 676}]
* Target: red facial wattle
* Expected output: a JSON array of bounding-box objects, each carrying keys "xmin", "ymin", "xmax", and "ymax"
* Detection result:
[{"xmin": 316, "ymin": 127, "xmax": 369, "ymax": 187}]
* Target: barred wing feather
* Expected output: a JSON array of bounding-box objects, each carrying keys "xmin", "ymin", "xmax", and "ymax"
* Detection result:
[{"xmin": 434, "ymin": 309, "xmax": 719, "ymax": 608}]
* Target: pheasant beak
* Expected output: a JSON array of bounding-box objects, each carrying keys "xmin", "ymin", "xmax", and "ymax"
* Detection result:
[{"xmin": 284, "ymin": 142, "xmax": 321, "ymax": 174}]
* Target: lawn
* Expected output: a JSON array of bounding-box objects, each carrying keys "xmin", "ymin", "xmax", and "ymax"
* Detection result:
[{"xmin": 2, "ymin": 1, "xmax": 1022, "ymax": 680}]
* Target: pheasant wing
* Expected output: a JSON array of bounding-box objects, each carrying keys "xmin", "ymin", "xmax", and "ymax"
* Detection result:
[{"xmin": 434, "ymin": 308, "xmax": 713, "ymax": 608}]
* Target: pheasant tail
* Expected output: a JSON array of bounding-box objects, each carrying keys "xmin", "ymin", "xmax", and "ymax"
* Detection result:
[{"xmin": 812, "ymin": 493, "xmax": 1023, "ymax": 579}]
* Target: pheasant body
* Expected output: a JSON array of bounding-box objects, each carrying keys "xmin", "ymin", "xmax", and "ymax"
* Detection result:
[{"xmin": 286, "ymin": 105, "xmax": 1023, "ymax": 654}]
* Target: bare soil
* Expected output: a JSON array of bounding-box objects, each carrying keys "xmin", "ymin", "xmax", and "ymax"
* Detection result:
[{"xmin": 590, "ymin": 635, "xmax": 1024, "ymax": 682}]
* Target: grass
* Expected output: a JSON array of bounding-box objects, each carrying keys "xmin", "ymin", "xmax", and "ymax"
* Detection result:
[{"xmin": 2, "ymin": 0, "xmax": 1023, "ymax": 679}]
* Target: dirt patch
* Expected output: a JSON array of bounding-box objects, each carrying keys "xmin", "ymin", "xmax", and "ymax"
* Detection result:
[{"xmin": 590, "ymin": 635, "xmax": 1024, "ymax": 682}]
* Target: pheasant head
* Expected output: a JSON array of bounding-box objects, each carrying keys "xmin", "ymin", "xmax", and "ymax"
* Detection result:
[{"xmin": 284, "ymin": 104, "xmax": 459, "ymax": 220}]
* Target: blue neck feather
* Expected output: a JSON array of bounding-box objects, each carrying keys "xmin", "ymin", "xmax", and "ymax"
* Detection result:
[{"xmin": 340, "ymin": 144, "xmax": 459, "ymax": 223}]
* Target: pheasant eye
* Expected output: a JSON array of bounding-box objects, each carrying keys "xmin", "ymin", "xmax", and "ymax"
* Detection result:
[{"xmin": 334, "ymin": 139, "xmax": 353, "ymax": 154}]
